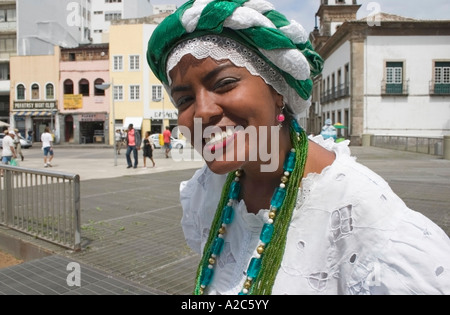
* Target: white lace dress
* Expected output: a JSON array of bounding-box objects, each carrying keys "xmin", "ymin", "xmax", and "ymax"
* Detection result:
[{"xmin": 180, "ymin": 138, "xmax": 450, "ymax": 295}]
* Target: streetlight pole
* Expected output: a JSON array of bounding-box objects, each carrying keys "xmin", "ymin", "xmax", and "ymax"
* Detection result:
[
  {"xmin": 162, "ymin": 92, "xmax": 165, "ymax": 131},
  {"xmin": 111, "ymin": 79, "xmax": 116, "ymax": 166},
  {"xmin": 95, "ymin": 79, "xmax": 117, "ymax": 166}
]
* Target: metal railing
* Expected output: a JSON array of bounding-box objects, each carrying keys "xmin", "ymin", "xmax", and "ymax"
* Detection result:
[
  {"xmin": 381, "ymin": 80, "xmax": 409, "ymax": 96},
  {"xmin": 429, "ymin": 80, "xmax": 450, "ymax": 95},
  {"xmin": 320, "ymin": 84, "xmax": 350, "ymax": 104},
  {"xmin": 0, "ymin": 165, "xmax": 81, "ymax": 251},
  {"xmin": 372, "ymin": 135, "xmax": 444, "ymax": 156}
]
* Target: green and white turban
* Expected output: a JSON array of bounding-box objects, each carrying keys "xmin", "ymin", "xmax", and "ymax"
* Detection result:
[{"xmin": 147, "ymin": 0, "xmax": 323, "ymax": 116}]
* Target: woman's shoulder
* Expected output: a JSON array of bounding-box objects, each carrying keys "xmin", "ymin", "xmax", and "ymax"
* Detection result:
[{"xmin": 180, "ymin": 165, "xmax": 227, "ymax": 209}]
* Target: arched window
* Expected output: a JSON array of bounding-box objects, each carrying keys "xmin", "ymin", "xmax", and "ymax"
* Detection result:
[
  {"xmin": 17, "ymin": 84, "xmax": 25, "ymax": 100},
  {"xmin": 79, "ymin": 78, "xmax": 89, "ymax": 96},
  {"xmin": 94, "ymin": 78, "xmax": 105, "ymax": 96},
  {"xmin": 31, "ymin": 83, "xmax": 39, "ymax": 100},
  {"xmin": 64, "ymin": 79, "xmax": 74, "ymax": 94},
  {"xmin": 46, "ymin": 83, "xmax": 55, "ymax": 99}
]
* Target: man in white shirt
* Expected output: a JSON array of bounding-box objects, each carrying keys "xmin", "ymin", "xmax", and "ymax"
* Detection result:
[
  {"xmin": 41, "ymin": 126, "xmax": 54, "ymax": 168},
  {"xmin": 1, "ymin": 129, "xmax": 17, "ymax": 175}
]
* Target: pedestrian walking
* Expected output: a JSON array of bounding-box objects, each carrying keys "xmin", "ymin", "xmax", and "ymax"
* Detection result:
[
  {"xmin": 163, "ymin": 126, "xmax": 172, "ymax": 158},
  {"xmin": 115, "ymin": 129, "xmax": 123, "ymax": 155},
  {"xmin": 13, "ymin": 128, "xmax": 24, "ymax": 161},
  {"xmin": 41, "ymin": 126, "xmax": 54, "ymax": 168},
  {"xmin": 27, "ymin": 130, "xmax": 33, "ymax": 142},
  {"xmin": 147, "ymin": 0, "xmax": 450, "ymax": 295},
  {"xmin": 142, "ymin": 131, "xmax": 155, "ymax": 168},
  {"xmin": 1, "ymin": 128, "xmax": 17, "ymax": 171},
  {"xmin": 125, "ymin": 123, "xmax": 141, "ymax": 169}
]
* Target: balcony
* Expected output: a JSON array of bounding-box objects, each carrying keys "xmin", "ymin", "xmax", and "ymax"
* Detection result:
[
  {"xmin": 320, "ymin": 84, "xmax": 350, "ymax": 104},
  {"xmin": 429, "ymin": 81, "xmax": 450, "ymax": 96},
  {"xmin": 381, "ymin": 80, "xmax": 409, "ymax": 96},
  {"xmin": 0, "ymin": 21, "xmax": 16, "ymax": 32}
]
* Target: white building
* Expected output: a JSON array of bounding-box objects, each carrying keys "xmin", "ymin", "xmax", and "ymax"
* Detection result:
[
  {"xmin": 152, "ymin": 4, "xmax": 177, "ymax": 15},
  {"xmin": 307, "ymin": 0, "xmax": 450, "ymax": 146},
  {"xmin": 91, "ymin": 0, "xmax": 153, "ymax": 44},
  {"xmin": 0, "ymin": 0, "xmax": 16, "ymax": 123},
  {"xmin": 17, "ymin": 0, "xmax": 91, "ymax": 55}
]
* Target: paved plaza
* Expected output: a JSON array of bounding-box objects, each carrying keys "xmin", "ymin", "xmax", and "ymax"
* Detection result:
[{"xmin": 0, "ymin": 144, "xmax": 449, "ymax": 295}]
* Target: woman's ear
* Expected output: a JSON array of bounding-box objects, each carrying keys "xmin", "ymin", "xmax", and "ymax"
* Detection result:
[{"xmin": 276, "ymin": 94, "xmax": 285, "ymax": 109}]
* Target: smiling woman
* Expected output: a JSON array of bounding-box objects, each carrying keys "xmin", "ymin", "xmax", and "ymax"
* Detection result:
[{"xmin": 147, "ymin": 0, "xmax": 450, "ymax": 296}]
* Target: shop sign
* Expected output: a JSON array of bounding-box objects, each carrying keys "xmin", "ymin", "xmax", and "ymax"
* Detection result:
[
  {"xmin": 64, "ymin": 94, "xmax": 83, "ymax": 109},
  {"xmin": 150, "ymin": 110, "xmax": 178, "ymax": 119},
  {"xmin": 14, "ymin": 101, "xmax": 57, "ymax": 110},
  {"xmin": 81, "ymin": 113, "xmax": 107, "ymax": 122}
]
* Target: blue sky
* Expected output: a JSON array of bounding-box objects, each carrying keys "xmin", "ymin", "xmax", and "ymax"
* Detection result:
[{"xmin": 152, "ymin": 0, "xmax": 450, "ymax": 33}]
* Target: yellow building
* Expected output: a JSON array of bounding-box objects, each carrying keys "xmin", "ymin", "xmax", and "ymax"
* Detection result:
[
  {"xmin": 9, "ymin": 46, "xmax": 60, "ymax": 142},
  {"xmin": 109, "ymin": 15, "xmax": 177, "ymax": 145}
]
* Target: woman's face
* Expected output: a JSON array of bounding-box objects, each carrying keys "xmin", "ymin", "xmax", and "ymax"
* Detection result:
[{"xmin": 169, "ymin": 55, "xmax": 282, "ymax": 175}]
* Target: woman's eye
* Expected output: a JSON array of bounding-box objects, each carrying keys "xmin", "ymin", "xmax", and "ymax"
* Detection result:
[
  {"xmin": 214, "ymin": 78, "xmax": 238, "ymax": 91},
  {"xmin": 175, "ymin": 96, "xmax": 193, "ymax": 110}
]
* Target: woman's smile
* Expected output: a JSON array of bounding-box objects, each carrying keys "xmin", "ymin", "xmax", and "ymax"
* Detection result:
[{"xmin": 204, "ymin": 128, "xmax": 238, "ymax": 153}]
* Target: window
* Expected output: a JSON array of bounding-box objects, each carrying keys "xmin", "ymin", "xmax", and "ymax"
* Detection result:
[
  {"xmin": 0, "ymin": 63, "xmax": 8, "ymax": 80},
  {"xmin": 0, "ymin": 38, "xmax": 16, "ymax": 54},
  {"xmin": 326, "ymin": 76, "xmax": 330, "ymax": 99},
  {"xmin": 434, "ymin": 62, "xmax": 450, "ymax": 94},
  {"xmin": 31, "ymin": 83, "xmax": 39, "ymax": 100},
  {"xmin": 130, "ymin": 85, "xmax": 140, "ymax": 100},
  {"xmin": 46, "ymin": 83, "xmax": 55, "ymax": 99},
  {"xmin": 79, "ymin": 79, "xmax": 90, "ymax": 96},
  {"xmin": 331, "ymin": 73, "xmax": 336, "ymax": 98},
  {"xmin": 64, "ymin": 79, "xmax": 74, "ymax": 94},
  {"xmin": 94, "ymin": 79, "xmax": 106, "ymax": 96},
  {"xmin": 385, "ymin": 62, "xmax": 404, "ymax": 94},
  {"xmin": 105, "ymin": 12, "xmax": 122, "ymax": 21},
  {"xmin": 17, "ymin": 84, "xmax": 25, "ymax": 100},
  {"xmin": 0, "ymin": 8, "xmax": 16, "ymax": 22},
  {"xmin": 129, "ymin": 55, "xmax": 140, "ymax": 71},
  {"xmin": 152, "ymin": 85, "xmax": 163, "ymax": 101},
  {"xmin": 114, "ymin": 85, "xmax": 123, "ymax": 101},
  {"xmin": 113, "ymin": 56, "xmax": 123, "ymax": 71}
]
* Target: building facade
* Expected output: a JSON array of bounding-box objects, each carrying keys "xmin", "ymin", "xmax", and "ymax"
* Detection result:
[
  {"xmin": 0, "ymin": 0, "xmax": 16, "ymax": 125},
  {"xmin": 109, "ymin": 15, "xmax": 177, "ymax": 145},
  {"xmin": 91, "ymin": 0, "xmax": 153, "ymax": 44},
  {"xmin": 9, "ymin": 46, "xmax": 60, "ymax": 142},
  {"xmin": 307, "ymin": 0, "xmax": 450, "ymax": 145},
  {"xmin": 17, "ymin": 0, "xmax": 90, "ymax": 56},
  {"xmin": 152, "ymin": 4, "xmax": 177, "ymax": 15},
  {"xmin": 60, "ymin": 44, "xmax": 110, "ymax": 144}
]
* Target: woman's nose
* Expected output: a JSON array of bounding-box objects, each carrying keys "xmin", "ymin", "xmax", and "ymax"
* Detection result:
[{"xmin": 194, "ymin": 91, "xmax": 223, "ymax": 125}]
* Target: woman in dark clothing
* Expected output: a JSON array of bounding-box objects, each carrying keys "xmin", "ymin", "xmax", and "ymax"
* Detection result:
[{"xmin": 142, "ymin": 131, "xmax": 155, "ymax": 168}]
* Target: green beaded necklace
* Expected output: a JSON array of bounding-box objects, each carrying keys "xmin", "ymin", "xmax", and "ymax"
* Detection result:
[{"xmin": 194, "ymin": 120, "xmax": 308, "ymax": 295}]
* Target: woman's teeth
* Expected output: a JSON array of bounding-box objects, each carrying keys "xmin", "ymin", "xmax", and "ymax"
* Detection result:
[{"xmin": 205, "ymin": 129, "xmax": 234, "ymax": 146}]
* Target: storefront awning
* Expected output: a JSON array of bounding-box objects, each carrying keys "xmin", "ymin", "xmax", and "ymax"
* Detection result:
[
  {"xmin": 13, "ymin": 111, "xmax": 53, "ymax": 117},
  {"xmin": 123, "ymin": 117, "xmax": 143, "ymax": 130}
]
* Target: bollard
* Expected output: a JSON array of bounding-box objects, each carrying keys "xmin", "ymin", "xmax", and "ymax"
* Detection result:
[
  {"xmin": 362, "ymin": 134, "xmax": 373, "ymax": 147},
  {"xmin": 444, "ymin": 135, "xmax": 450, "ymax": 160}
]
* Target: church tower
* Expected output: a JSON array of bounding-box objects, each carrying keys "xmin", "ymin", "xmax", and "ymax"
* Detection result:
[{"xmin": 312, "ymin": 0, "xmax": 361, "ymax": 49}]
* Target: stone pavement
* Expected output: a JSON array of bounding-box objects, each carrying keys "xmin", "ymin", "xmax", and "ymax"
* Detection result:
[{"xmin": 0, "ymin": 144, "xmax": 449, "ymax": 295}]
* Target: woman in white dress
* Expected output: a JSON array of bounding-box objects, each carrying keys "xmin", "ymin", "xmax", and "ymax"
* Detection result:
[{"xmin": 147, "ymin": 0, "xmax": 450, "ymax": 295}]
